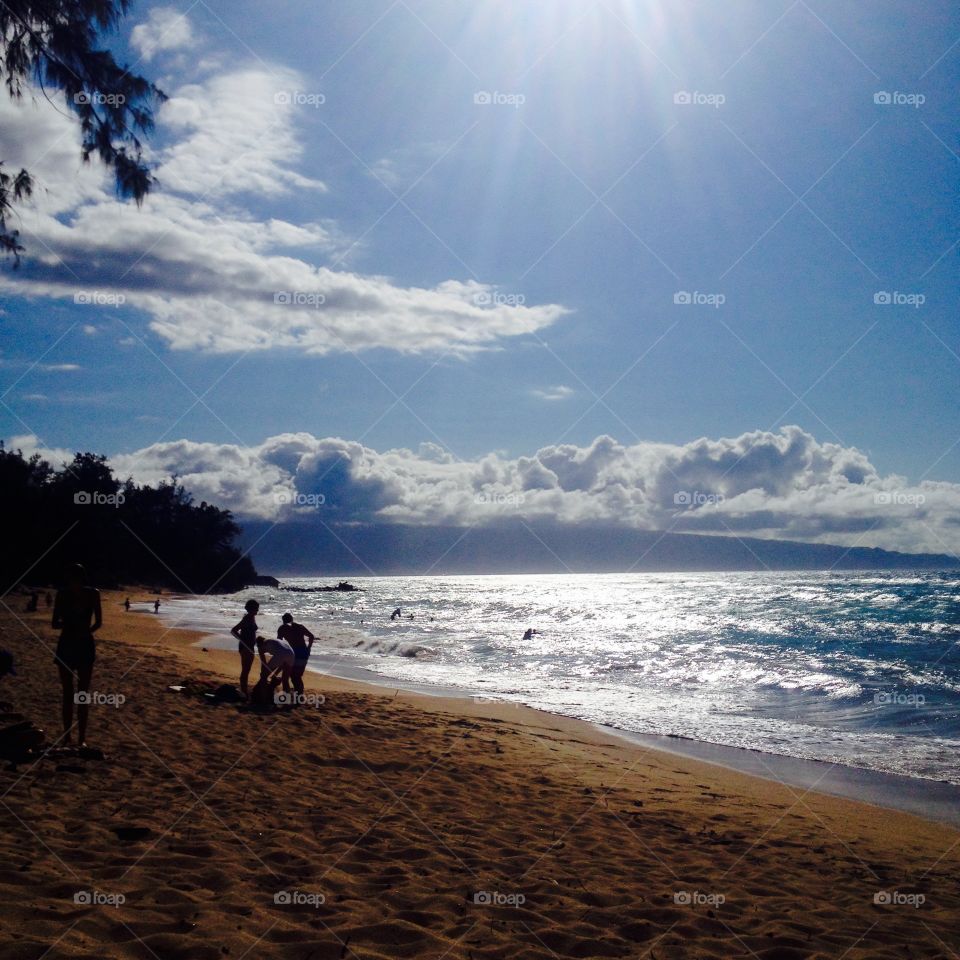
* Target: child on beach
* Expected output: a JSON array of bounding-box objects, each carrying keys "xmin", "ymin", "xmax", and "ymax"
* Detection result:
[{"xmin": 230, "ymin": 599, "xmax": 261, "ymax": 698}]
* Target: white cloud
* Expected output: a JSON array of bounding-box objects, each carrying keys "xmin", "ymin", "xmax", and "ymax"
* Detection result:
[
  {"xmin": 0, "ymin": 68, "xmax": 567, "ymax": 356},
  {"xmin": 36, "ymin": 425, "xmax": 954, "ymax": 557},
  {"xmin": 530, "ymin": 385, "xmax": 573, "ymax": 401},
  {"xmin": 130, "ymin": 7, "xmax": 196, "ymax": 62}
]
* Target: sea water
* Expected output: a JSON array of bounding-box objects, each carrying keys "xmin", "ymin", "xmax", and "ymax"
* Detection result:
[{"xmin": 165, "ymin": 571, "xmax": 960, "ymax": 785}]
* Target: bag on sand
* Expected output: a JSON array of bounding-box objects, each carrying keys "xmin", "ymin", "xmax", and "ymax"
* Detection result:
[{"xmin": 203, "ymin": 684, "xmax": 245, "ymax": 704}]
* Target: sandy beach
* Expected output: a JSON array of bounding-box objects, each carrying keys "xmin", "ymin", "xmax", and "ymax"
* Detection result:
[{"xmin": 1, "ymin": 592, "xmax": 958, "ymax": 960}]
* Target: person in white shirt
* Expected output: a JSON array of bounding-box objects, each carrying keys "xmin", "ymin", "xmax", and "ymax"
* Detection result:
[{"xmin": 257, "ymin": 636, "xmax": 295, "ymax": 694}]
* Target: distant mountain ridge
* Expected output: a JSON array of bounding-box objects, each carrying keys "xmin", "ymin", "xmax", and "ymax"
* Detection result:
[{"xmin": 240, "ymin": 521, "xmax": 959, "ymax": 576}]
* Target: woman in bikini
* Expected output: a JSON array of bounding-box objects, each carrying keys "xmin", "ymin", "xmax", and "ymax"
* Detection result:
[{"xmin": 230, "ymin": 599, "xmax": 261, "ymax": 698}]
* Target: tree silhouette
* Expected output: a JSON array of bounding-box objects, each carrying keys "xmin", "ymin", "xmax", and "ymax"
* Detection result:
[{"xmin": 0, "ymin": 1, "xmax": 165, "ymax": 262}]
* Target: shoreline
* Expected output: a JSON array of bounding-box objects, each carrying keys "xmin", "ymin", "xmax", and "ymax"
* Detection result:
[
  {"xmin": 161, "ymin": 601, "xmax": 960, "ymax": 830},
  {"xmin": 3, "ymin": 591, "xmax": 960, "ymax": 958}
]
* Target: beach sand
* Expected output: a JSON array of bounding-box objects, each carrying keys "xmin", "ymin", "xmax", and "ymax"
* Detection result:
[{"xmin": 1, "ymin": 592, "xmax": 958, "ymax": 959}]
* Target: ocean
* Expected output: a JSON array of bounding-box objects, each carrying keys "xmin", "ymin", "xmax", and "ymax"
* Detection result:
[{"xmin": 164, "ymin": 571, "xmax": 960, "ymax": 785}]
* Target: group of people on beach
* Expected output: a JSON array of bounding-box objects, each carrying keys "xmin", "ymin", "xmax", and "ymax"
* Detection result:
[{"xmin": 231, "ymin": 599, "xmax": 316, "ymax": 701}]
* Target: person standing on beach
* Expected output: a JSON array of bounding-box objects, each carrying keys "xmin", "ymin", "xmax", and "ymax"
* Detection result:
[
  {"xmin": 230, "ymin": 599, "xmax": 261, "ymax": 698},
  {"xmin": 52, "ymin": 563, "xmax": 102, "ymax": 748},
  {"xmin": 277, "ymin": 613, "xmax": 315, "ymax": 697}
]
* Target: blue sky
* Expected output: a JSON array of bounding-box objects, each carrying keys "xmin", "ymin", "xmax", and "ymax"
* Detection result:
[{"xmin": 1, "ymin": 0, "xmax": 958, "ymax": 555}]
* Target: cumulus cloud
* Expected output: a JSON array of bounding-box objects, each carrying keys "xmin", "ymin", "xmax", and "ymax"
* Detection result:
[
  {"xmin": 130, "ymin": 7, "xmax": 196, "ymax": 62},
  {"xmin": 10, "ymin": 426, "xmax": 955, "ymax": 557},
  {"xmin": 0, "ymin": 61, "xmax": 566, "ymax": 356}
]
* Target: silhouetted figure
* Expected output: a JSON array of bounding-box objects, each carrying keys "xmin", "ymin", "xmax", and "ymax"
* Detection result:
[
  {"xmin": 258, "ymin": 636, "xmax": 294, "ymax": 695},
  {"xmin": 153, "ymin": 598, "xmax": 160, "ymax": 614},
  {"xmin": 52, "ymin": 563, "xmax": 102, "ymax": 748},
  {"xmin": 26, "ymin": 592, "xmax": 39, "ymax": 612},
  {"xmin": 391, "ymin": 608, "xmax": 402, "ymax": 621},
  {"xmin": 522, "ymin": 628, "xmax": 538, "ymax": 641},
  {"xmin": 278, "ymin": 613, "xmax": 315, "ymax": 698},
  {"xmin": 124, "ymin": 597, "xmax": 130, "ymax": 612},
  {"xmin": 230, "ymin": 599, "xmax": 261, "ymax": 698}
]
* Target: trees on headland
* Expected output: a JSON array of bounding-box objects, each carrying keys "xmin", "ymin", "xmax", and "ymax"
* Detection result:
[{"xmin": 0, "ymin": 445, "xmax": 257, "ymax": 593}]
